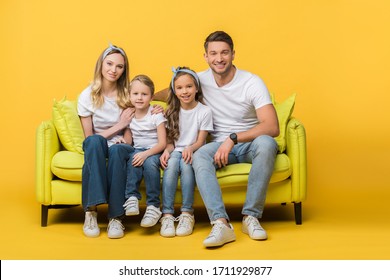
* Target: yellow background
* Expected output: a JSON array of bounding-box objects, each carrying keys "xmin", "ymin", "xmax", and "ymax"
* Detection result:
[{"xmin": 1, "ymin": 0, "xmax": 390, "ymax": 259}]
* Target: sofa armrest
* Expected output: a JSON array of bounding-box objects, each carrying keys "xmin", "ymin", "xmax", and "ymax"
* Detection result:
[
  {"xmin": 35, "ymin": 120, "xmax": 60, "ymax": 204},
  {"xmin": 285, "ymin": 117, "xmax": 307, "ymax": 202}
]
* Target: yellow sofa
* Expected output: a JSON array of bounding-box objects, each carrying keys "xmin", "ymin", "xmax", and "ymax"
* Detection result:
[{"xmin": 35, "ymin": 95, "xmax": 307, "ymax": 226}]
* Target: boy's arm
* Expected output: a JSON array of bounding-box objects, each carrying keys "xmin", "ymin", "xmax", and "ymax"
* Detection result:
[
  {"xmin": 123, "ymin": 127, "xmax": 133, "ymax": 145},
  {"xmin": 144, "ymin": 123, "xmax": 167, "ymax": 156}
]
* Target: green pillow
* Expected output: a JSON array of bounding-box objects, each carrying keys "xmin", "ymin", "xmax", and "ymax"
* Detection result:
[
  {"xmin": 52, "ymin": 97, "xmax": 85, "ymax": 154},
  {"xmin": 272, "ymin": 93, "xmax": 296, "ymax": 153}
]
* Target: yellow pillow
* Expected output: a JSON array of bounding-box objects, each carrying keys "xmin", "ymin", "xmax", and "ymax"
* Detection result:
[
  {"xmin": 52, "ymin": 97, "xmax": 85, "ymax": 154},
  {"xmin": 272, "ymin": 93, "xmax": 296, "ymax": 153}
]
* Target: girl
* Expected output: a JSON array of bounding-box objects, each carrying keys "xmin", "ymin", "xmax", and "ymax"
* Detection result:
[
  {"xmin": 159, "ymin": 67, "xmax": 213, "ymax": 237},
  {"xmin": 78, "ymin": 44, "xmax": 135, "ymax": 239},
  {"xmin": 123, "ymin": 75, "xmax": 167, "ymax": 228}
]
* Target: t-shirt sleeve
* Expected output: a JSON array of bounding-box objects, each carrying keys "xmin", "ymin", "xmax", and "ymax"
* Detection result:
[
  {"xmin": 199, "ymin": 106, "xmax": 214, "ymax": 132},
  {"xmin": 77, "ymin": 87, "xmax": 93, "ymax": 117},
  {"xmin": 249, "ymin": 76, "xmax": 272, "ymax": 109},
  {"xmin": 153, "ymin": 112, "xmax": 167, "ymax": 127}
]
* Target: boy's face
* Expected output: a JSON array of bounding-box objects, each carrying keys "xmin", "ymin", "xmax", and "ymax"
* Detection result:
[{"xmin": 129, "ymin": 80, "xmax": 153, "ymax": 110}]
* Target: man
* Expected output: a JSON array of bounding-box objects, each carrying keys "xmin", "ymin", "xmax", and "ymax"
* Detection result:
[{"xmin": 156, "ymin": 31, "xmax": 279, "ymax": 248}]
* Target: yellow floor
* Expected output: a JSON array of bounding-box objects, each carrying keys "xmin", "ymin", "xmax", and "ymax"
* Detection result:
[{"xmin": 1, "ymin": 183, "xmax": 390, "ymax": 260}]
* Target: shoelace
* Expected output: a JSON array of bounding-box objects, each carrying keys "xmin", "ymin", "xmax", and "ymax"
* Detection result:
[
  {"xmin": 246, "ymin": 216, "xmax": 262, "ymax": 230},
  {"xmin": 108, "ymin": 219, "xmax": 124, "ymax": 231},
  {"xmin": 208, "ymin": 221, "xmax": 225, "ymax": 238},
  {"xmin": 85, "ymin": 212, "xmax": 97, "ymax": 229},
  {"xmin": 177, "ymin": 214, "xmax": 194, "ymax": 229},
  {"xmin": 160, "ymin": 216, "xmax": 176, "ymax": 229}
]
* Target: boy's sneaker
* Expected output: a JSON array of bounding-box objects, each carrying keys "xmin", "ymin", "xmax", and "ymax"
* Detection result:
[
  {"xmin": 83, "ymin": 211, "xmax": 100, "ymax": 238},
  {"xmin": 176, "ymin": 213, "xmax": 195, "ymax": 237},
  {"xmin": 123, "ymin": 196, "xmax": 139, "ymax": 216},
  {"xmin": 203, "ymin": 220, "xmax": 236, "ymax": 248},
  {"xmin": 107, "ymin": 218, "xmax": 125, "ymax": 239},
  {"xmin": 160, "ymin": 215, "xmax": 176, "ymax": 237},
  {"xmin": 141, "ymin": 205, "xmax": 162, "ymax": 227},
  {"xmin": 242, "ymin": 215, "xmax": 268, "ymax": 240}
]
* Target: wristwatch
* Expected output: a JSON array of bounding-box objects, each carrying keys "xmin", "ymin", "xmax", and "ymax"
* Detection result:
[{"xmin": 229, "ymin": 133, "xmax": 238, "ymax": 144}]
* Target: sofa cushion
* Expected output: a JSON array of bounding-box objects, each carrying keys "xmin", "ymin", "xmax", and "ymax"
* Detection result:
[
  {"xmin": 272, "ymin": 93, "xmax": 296, "ymax": 153},
  {"xmin": 52, "ymin": 97, "xmax": 85, "ymax": 154},
  {"xmin": 50, "ymin": 151, "xmax": 291, "ymax": 184}
]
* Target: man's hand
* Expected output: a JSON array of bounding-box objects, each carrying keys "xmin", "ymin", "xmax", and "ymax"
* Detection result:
[{"xmin": 214, "ymin": 139, "xmax": 234, "ymax": 168}]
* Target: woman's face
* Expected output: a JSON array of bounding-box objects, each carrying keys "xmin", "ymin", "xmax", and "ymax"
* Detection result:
[{"xmin": 101, "ymin": 53, "xmax": 125, "ymax": 83}]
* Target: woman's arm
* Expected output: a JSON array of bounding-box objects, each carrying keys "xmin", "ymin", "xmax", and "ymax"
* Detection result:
[{"xmin": 80, "ymin": 116, "xmax": 94, "ymax": 138}]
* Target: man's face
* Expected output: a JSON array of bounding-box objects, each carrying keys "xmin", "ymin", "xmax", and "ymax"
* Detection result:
[{"xmin": 204, "ymin": 41, "xmax": 235, "ymax": 76}]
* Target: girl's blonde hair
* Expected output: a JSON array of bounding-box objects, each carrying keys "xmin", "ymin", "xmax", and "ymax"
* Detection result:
[
  {"xmin": 90, "ymin": 45, "xmax": 130, "ymax": 109},
  {"xmin": 165, "ymin": 67, "xmax": 204, "ymax": 143}
]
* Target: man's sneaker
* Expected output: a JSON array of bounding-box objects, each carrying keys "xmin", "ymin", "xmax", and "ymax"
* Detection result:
[
  {"xmin": 242, "ymin": 215, "xmax": 268, "ymax": 240},
  {"xmin": 107, "ymin": 218, "xmax": 125, "ymax": 239},
  {"xmin": 123, "ymin": 196, "xmax": 139, "ymax": 216},
  {"xmin": 160, "ymin": 215, "xmax": 176, "ymax": 237},
  {"xmin": 176, "ymin": 213, "xmax": 195, "ymax": 237},
  {"xmin": 203, "ymin": 220, "xmax": 236, "ymax": 248},
  {"xmin": 141, "ymin": 205, "xmax": 162, "ymax": 227},
  {"xmin": 83, "ymin": 211, "xmax": 100, "ymax": 237}
]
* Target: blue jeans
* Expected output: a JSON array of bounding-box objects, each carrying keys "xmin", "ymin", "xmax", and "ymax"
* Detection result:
[
  {"xmin": 82, "ymin": 135, "xmax": 134, "ymax": 219},
  {"xmin": 192, "ymin": 135, "xmax": 278, "ymax": 221},
  {"xmin": 162, "ymin": 151, "xmax": 195, "ymax": 215},
  {"xmin": 125, "ymin": 148, "xmax": 162, "ymax": 208}
]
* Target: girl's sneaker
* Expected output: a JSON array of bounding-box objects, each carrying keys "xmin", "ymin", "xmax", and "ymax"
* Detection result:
[
  {"xmin": 176, "ymin": 213, "xmax": 195, "ymax": 236},
  {"xmin": 107, "ymin": 218, "xmax": 125, "ymax": 239},
  {"xmin": 160, "ymin": 215, "xmax": 176, "ymax": 237}
]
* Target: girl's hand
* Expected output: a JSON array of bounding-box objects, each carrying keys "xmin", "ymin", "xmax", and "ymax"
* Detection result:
[
  {"xmin": 182, "ymin": 146, "xmax": 193, "ymax": 164},
  {"xmin": 160, "ymin": 150, "xmax": 171, "ymax": 169},
  {"xmin": 132, "ymin": 151, "xmax": 148, "ymax": 167}
]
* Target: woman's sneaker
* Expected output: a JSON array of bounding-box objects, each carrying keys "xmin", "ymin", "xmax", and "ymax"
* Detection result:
[
  {"xmin": 83, "ymin": 211, "xmax": 100, "ymax": 238},
  {"xmin": 123, "ymin": 196, "xmax": 139, "ymax": 216},
  {"xmin": 176, "ymin": 213, "xmax": 195, "ymax": 237},
  {"xmin": 107, "ymin": 218, "xmax": 125, "ymax": 239},
  {"xmin": 141, "ymin": 205, "xmax": 162, "ymax": 227},
  {"xmin": 160, "ymin": 215, "xmax": 176, "ymax": 237}
]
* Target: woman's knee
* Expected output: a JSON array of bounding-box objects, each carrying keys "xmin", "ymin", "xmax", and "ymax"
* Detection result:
[{"xmin": 83, "ymin": 134, "xmax": 106, "ymax": 151}]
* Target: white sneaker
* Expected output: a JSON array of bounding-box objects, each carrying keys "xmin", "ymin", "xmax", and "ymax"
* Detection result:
[
  {"xmin": 203, "ymin": 220, "xmax": 236, "ymax": 247},
  {"xmin": 242, "ymin": 215, "xmax": 268, "ymax": 240},
  {"xmin": 141, "ymin": 205, "xmax": 162, "ymax": 227},
  {"xmin": 107, "ymin": 218, "xmax": 125, "ymax": 239},
  {"xmin": 83, "ymin": 211, "xmax": 100, "ymax": 237},
  {"xmin": 160, "ymin": 215, "xmax": 176, "ymax": 237},
  {"xmin": 176, "ymin": 213, "xmax": 195, "ymax": 237},
  {"xmin": 123, "ymin": 196, "xmax": 139, "ymax": 216}
]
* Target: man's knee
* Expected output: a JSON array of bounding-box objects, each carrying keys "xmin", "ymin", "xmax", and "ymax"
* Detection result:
[{"xmin": 252, "ymin": 135, "xmax": 278, "ymax": 155}]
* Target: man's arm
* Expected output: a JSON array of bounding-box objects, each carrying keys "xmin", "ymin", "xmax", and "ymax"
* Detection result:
[
  {"xmin": 213, "ymin": 104, "xmax": 280, "ymax": 168},
  {"xmin": 153, "ymin": 88, "xmax": 169, "ymax": 102}
]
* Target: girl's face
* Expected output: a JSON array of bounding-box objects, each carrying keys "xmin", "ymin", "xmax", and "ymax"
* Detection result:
[
  {"xmin": 130, "ymin": 80, "xmax": 153, "ymax": 110},
  {"xmin": 101, "ymin": 53, "xmax": 125, "ymax": 83},
  {"xmin": 174, "ymin": 74, "xmax": 198, "ymax": 108}
]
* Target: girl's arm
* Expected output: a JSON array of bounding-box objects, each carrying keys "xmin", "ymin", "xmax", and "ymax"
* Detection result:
[
  {"xmin": 160, "ymin": 142, "xmax": 175, "ymax": 169},
  {"xmin": 132, "ymin": 123, "xmax": 167, "ymax": 166},
  {"xmin": 182, "ymin": 130, "xmax": 209, "ymax": 164}
]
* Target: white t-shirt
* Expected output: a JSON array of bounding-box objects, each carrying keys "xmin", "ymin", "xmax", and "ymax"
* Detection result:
[
  {"xmin": 77, "ymin": 86, "xmax": 124, "ymax": 147},
  {"xmin": 173, "ymin": 102, "xmax": 213, "ymax": 152},
  {"xmin": 197, "ymin": 68, "xmax": 272, "ymax": 142},
  {"xmin": 130, "ymin": 105, "xmax": 167, "ymax": 149}
]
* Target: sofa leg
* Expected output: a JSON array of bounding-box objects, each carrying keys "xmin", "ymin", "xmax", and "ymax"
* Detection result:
[
  {"xmin": 41, "ymin": 205, "xmax": 49, "ymax": 227},
  {"xmin": 294, "ymin": 202, "xmax": 302, "ymax": 225}
]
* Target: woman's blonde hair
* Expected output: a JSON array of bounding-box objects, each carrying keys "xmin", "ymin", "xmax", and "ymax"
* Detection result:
[
  {"xmin": 90, "ymin": 45, "xmax": 130, "ymax": 109},
  {"xmin": 165, "ymin": 67, "xmax": 204, "ymax": 143}
]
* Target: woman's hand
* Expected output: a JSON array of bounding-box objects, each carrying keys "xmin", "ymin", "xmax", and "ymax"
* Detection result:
[{"xmin": 118, "ymin": 107, "xmax": 135, "ymax": 128}]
